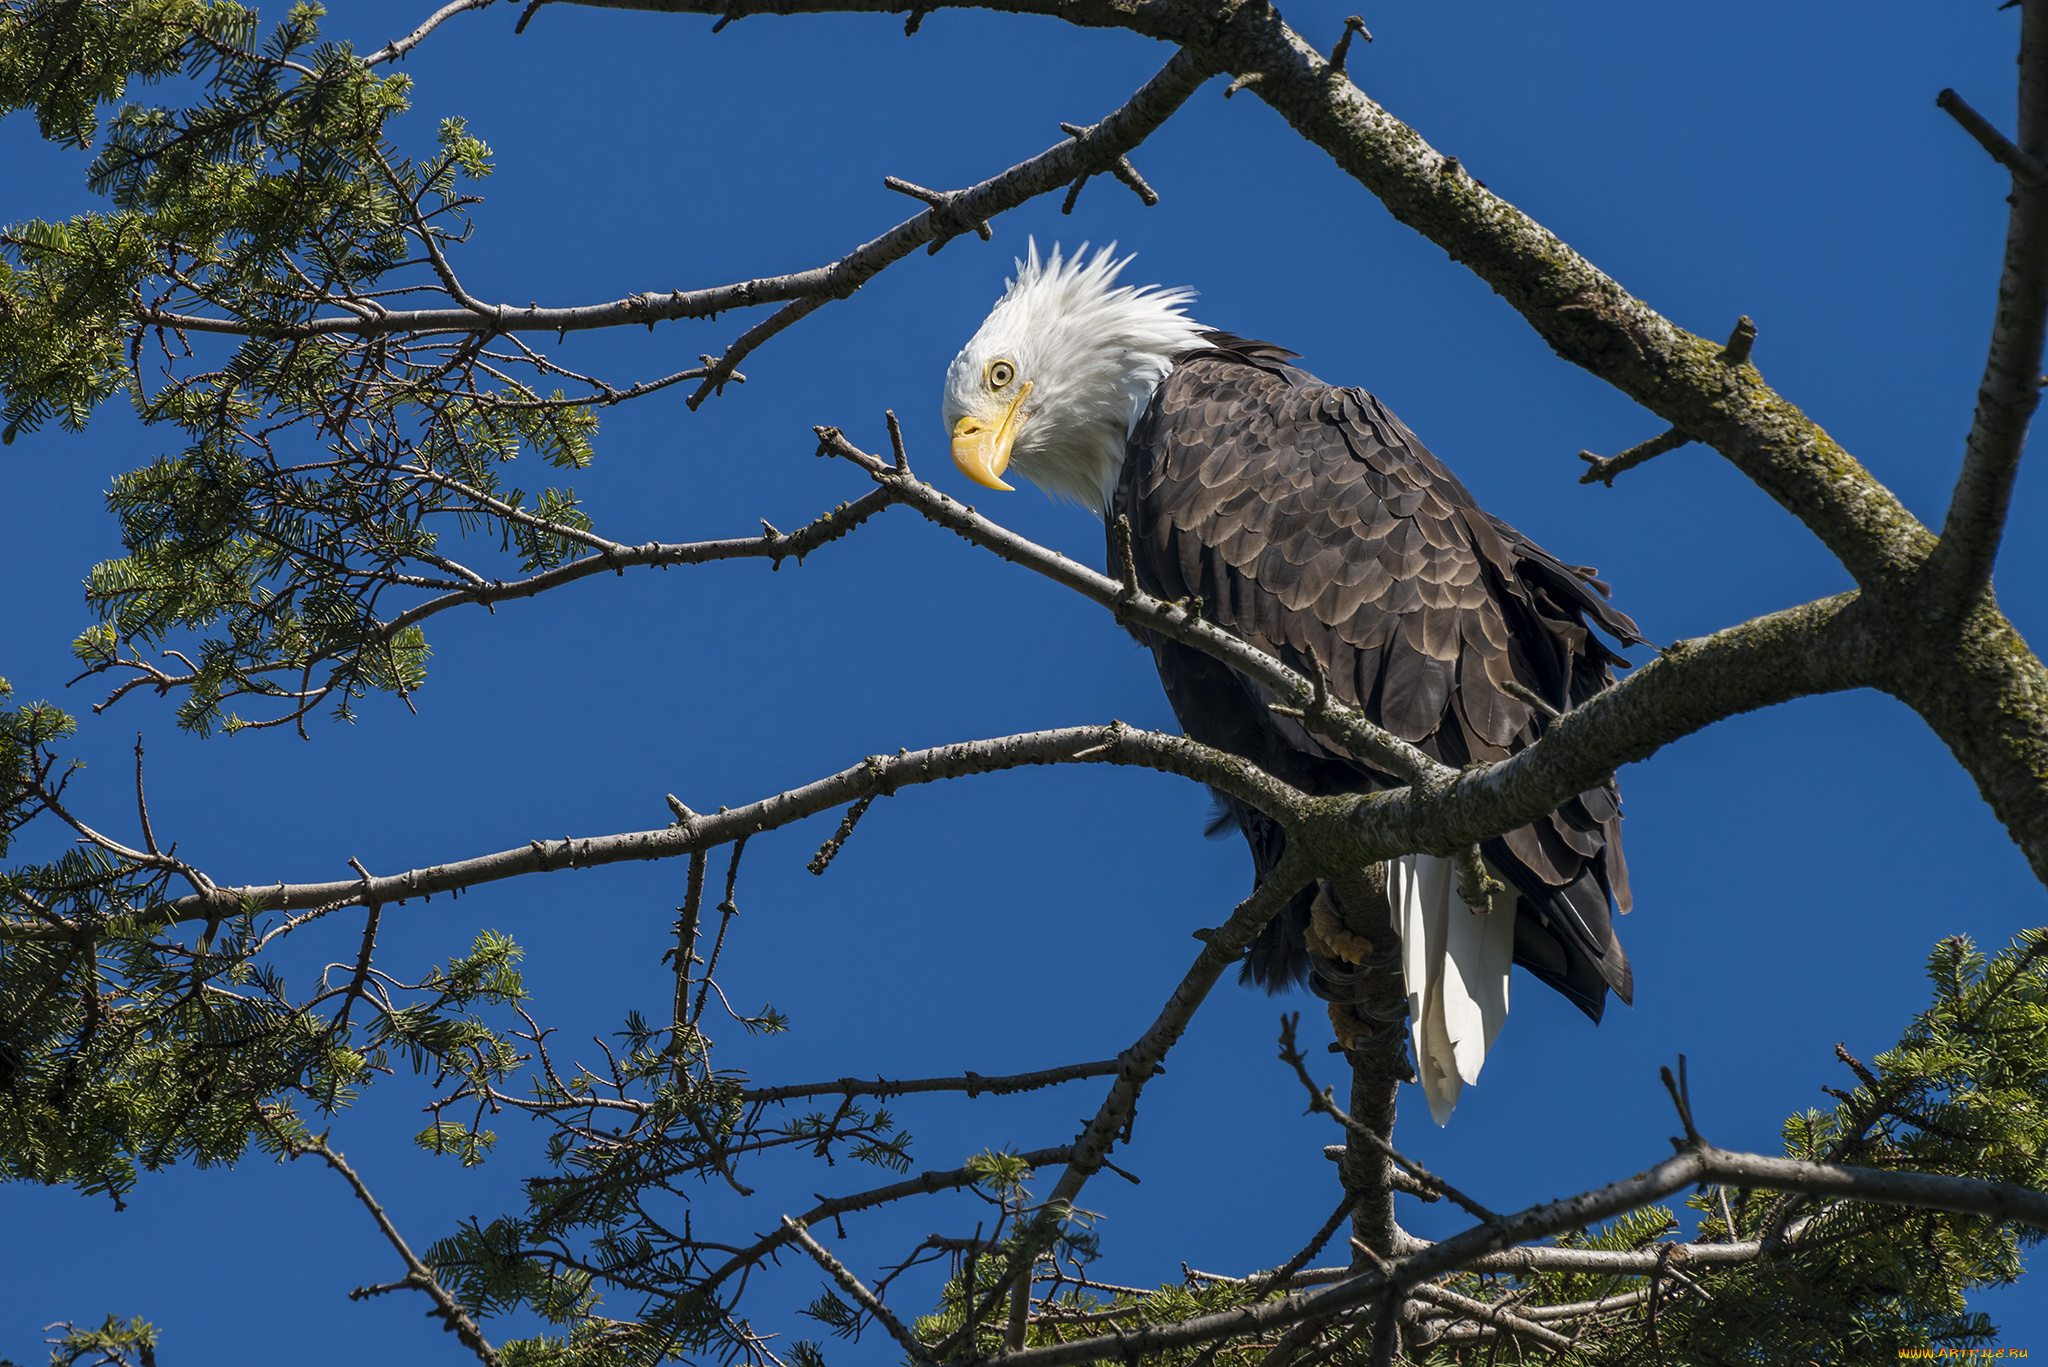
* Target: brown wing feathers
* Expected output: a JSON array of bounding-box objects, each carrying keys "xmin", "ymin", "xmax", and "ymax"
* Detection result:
[{"xmin": 1116, "ymin": 338, "xmax": 1645, "ymax": 1022}]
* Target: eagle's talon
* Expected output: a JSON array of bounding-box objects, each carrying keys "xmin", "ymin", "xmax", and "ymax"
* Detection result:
[
  {"xmin": 1304, "ymin": 888, "xmax": 1380, "ymax": 964},
  {"xmin": 1328, "ymin": 1001, "xmax": 1406, "ymax": 1052}
]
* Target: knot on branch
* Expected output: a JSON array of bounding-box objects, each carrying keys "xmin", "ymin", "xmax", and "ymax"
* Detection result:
[
  {"xmin": 883, "ymin": 176, "xmax": 993, "ymax": 254},
  {"xmin": 1069, "ymin": 720, "xmax": 1127, "ymax": 763},
  {"xmin": 812, "ymin": 425, "xmax": 892, "ymax": 481},
  {"xmin": 689, "ymin": 352, "xmax": 747, "ymax": 406},
  {"xmin": 1057, "ymin": 121, "xmax": 1161, "ymax": 214},
  {"xmin": 1721, "ymin": 314, "xmax": 1758, "ymax": 366},
  {"xmin": 1327, "ymin": 15, "xmax": 1372, "ymax": 76},
  {"xmin": 666, "ymin": 794, "xmax": 699, "ymax": 834}
]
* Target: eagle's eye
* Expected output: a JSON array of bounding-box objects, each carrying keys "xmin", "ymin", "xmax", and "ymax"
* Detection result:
[{"xmin": 987, "ymin": 360, "xmax": 1016, "ymax": 391}]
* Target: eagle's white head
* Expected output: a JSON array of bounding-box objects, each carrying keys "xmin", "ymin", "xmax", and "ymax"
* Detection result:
[{"xmin": 942, "ymin": 242, "xmax": 1208, "ymax": 512}]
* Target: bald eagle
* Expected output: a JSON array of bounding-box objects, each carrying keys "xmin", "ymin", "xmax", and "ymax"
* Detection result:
[{"xmin": 943, "ymin": 245, "xmax": 1643, "ymax": 1121}]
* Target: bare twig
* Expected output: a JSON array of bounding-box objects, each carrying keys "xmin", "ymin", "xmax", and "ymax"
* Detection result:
[
  {"xmin": 1278, "ymin": 1015, "xmax": 1504, "ymax": 1231},
  {"xmin": 678, "ymin": 48, "xmax": 1214, "ymax": 405},
  {"xmin": 1721, "ymin": 314, "xmax": 1758, "ymax": 366},
  {"xmin": 780, "ymin": 1216, "xmax": 937, "ymax": 1365},
  {"xmin": 974, "ymin": 853, "xmax": 1324, "ymax": 1348},
  {"xmin": 1928, "ymin": 21, "xmax": 2048, "ymax": 618},
  {"xmin": 739, "ymin": 1058, "xmax": 1122, "ymax": 1104},
  {"xmin": 1497, "ymin": 678, "xmax": 1561, "ymax": 721},
  {"xmin": 1056, "ymin": 119, "xmax": 1161, "ymax": 213},
  {"xmin": 695, "ymin": 1147, "xmax": 1076, "ymax": 1299},
  {"xmin": 1245, "ymin": 1193, "xmax": 1358, "ymax": 1303},
  {"xmin": 1660, "ymin": 1055, "xmax": 1702, "ymax": 1147},
  {"xmin": 1578, "ymin": 427, "xmax": 1689, "ymax": 487},
  {"xmin": 667, "ymin": 849, "xmax": 709, "ymax": 1073},
  {"xmin": 1036, "ymin": 850, "xmax": 1317, "ymax": 1217},
  {"xmin": 691, "ymin": 838, "xmax": 750, "ymax": 1026},
  {"xmin": 1406, "ymin": 1282, "xmax": 1572, "ymax": 1352},
  {"xmin": 132, "ymin": 736, "xmax": 159, "ymax": 858},
  {"xmin": 1937, "ymin": 87, "xmax": 2048, "ymax": 185},
  {"xmin": 73, "ymin": 485, "xmax": 898, "ymax": 730},
  {"xmin": 289, "ymin": 1135, "xmax": 503, "ymax": 1367},
  {"xmin": 807, "ymin": 791, "xmax": 878, "ymax": 875},
  {"xmin": 1451, "ymin": 846, "xmax": 1503, "ymax": 912},
  {"xmin": 883, "ymin": 175, "xmax": 994, "ymax": 242},
  {"xmin": 885, "ymin": 408, "xmax": 912, "ymax": 474},
  {"xmin": 363, "ymin": 0, "xmax": 502, "ymax": 65}
]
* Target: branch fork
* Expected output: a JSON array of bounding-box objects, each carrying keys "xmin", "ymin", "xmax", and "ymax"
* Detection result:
[
  {"xmin": 1057, "ymin": 120, "xmax": 1160, "ymax": 214},
  {"xmin": 883, "ymin": 176, "xmax": 995, "ymax": 252}
]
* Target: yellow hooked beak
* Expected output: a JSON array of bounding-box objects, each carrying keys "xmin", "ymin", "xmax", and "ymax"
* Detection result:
[{"xmin": 950, "ymin": 380, "xmax": 1033, "ymax": 492}]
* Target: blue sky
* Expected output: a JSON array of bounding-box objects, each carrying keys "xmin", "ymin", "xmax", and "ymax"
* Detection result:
[{"xmin": 3, "ymin": 0, "xmax": 2044, "ymax": 1359}]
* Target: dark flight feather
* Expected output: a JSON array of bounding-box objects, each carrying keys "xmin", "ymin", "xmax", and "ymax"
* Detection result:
[{"xmin": 1111, "ymin": 334, "xmax": 1646, "ymax": 1022}]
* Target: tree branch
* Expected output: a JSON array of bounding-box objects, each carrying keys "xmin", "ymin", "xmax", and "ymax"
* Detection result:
[
  {"xmin": 739, "ymin": 1059, "xmax": 1122, "ymax": 1104},
  {"xmin": 816, "ymin": 428, "xmax": 1437, "ymax": 784},
  {"xmin": 967, "ymin": 1141, "xmax": 2048, "ymax": 1367},
  {"xmin": 365, "ymin": 486, "xmax": 894, "ymax": 644},
  {"xmin": 695, "ymin": 1145, "xmax": 1076, "ymax": 1298},
  {"xmin": 112, "ymin": 726, "xmax": 1294, "ymax": 934},
  {"xmin": 1045, "ymin": 848, "xmax": 1315, "ymax": 1218},
  {"xmin": 1937, "ymin": 86, "xmax": 2048, "ymax": 186},
  {"xmin": 561, "ymin": 0, "xmax": 1934, "ymax": 585},
  {"xmin": 555, "ymin": 0, "xmax": 2048, "ymax": 919},
  {"xmin": 365, "ymin": 0, "xmax": 507, "ymax": 66},
  {"xmin": 1926, "ymin": 6, "xmax": 2048, "ymax": 619},
  {"xmin": 1278, "ymin": 1015, "xmax": 1501, "ymax": 1232},
  {"xmin": 1406, "ymin": 1281, "xmax": 1572, "ymax": 1353},
  {"xmin": 18, "ymin": 581, "xmax": 1878, "ymax": 948},
  {"xmin": 780, "ymin": 1216, "xmax": 937, "ymax": 1365},
  {"xmin": 1578, "ymin": 426, "xmax": 1689, "ymax": 487},
  {"xmin": 1341, "ymin": 593, "xmax": 1869, "ymax": 866},
  {"xmin": 129, "ymin": 44, "xmax": 1215, "ymax": 422},
  {"xmin": 288, "ymin": 1135, "xmax": 503, "ymax": 1367}
]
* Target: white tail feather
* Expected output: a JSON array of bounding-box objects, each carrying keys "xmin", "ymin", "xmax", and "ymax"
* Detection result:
[{"xmin": 1388, "ymin": 855, "xmax": 1515, "ymax": 1125}]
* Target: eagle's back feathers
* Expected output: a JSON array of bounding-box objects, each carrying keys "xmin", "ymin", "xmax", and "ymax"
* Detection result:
[{"xmin": 1115, "ymin": 338, "xmax": 1643, "ymax": 1021}]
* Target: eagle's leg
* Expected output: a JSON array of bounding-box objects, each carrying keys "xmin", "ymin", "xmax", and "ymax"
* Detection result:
[{"xmin": 1307, "ymin": 864, "xmax": 1412, "ymax": 1261}]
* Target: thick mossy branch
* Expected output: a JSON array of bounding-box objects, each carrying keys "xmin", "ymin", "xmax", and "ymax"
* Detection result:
[
  {"xmin": 1883, "ymin": 597, "xmax": 2048, "ymax": 887},
  {"xmin": 1238, "ymin": 58, "xmax": 1932, "ymax": 585}
]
